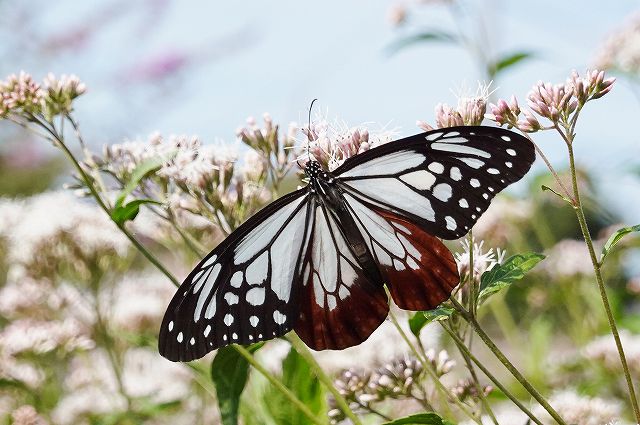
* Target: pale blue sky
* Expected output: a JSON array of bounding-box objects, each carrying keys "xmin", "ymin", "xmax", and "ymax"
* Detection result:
[{"xmin": 2, "ymin": 0, "xmax": 639, "ymax": 220}]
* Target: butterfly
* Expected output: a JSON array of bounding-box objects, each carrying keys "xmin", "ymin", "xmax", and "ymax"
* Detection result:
[{"xmin": 159, "ymin": 125, "xmax": 535, "ymax": 361}]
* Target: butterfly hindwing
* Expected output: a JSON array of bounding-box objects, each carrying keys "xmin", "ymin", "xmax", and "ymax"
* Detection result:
[
  {"xmin": 294, "ymin": 200, "xmax": 389, "ymax": 350},
  {"xmin": 159, "ymin": 189, "xmax": 310, "ymax": 361},
  {"xmin": 343, "ymin": 193, "xmax": 459, "ymax": 310},
  {"xmin": 335, "ymin": 126, "xmax": 535, "ymax": 240}
]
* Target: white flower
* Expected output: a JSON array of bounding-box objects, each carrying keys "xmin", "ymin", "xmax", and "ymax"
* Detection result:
[
  {"xmin": 0, "ymin": 318, "xmax": 94, "ymax": 356},
  {"xmin": 454, "ymin": 238, "xmax": 506, "ymax": 282},
  {"xmin": 542, "ymin": 239, "xmax": 593, "ymax": 278},
  {"xmin": 106, "ymin": 271, "xmax": 176, "ymax": 333},
  {"xmin": 584, "ymin": 330, "xmax": 640, "ymax": 377},
  {"xmin": 0, "ymin": 192, "xmax": 129, "ymax": 266},
  {"xmin": 534, "ymin": 390, "xmax": 621, "ymax": 425}
]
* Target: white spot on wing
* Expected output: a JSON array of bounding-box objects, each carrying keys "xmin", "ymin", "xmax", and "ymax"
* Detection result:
[
  {"xmin": 425, "ymin": 131, "xmax": 443, "ymax": 141},
  {"xmin": 168, "ymin": 321, "xmax": 174, "ymax": 331},
  {"xmin": 313, "ymin": 273, "xmax": 324, "ymax": 307},
  {"xmin": 204, "ymin": 325, "xmax": 211, "ymax": 337},
  {"xmin": 432, "ymin": 143, "xmax": 491, "ymax": 158},
  {"xmin": 487, "ymin": 168, "xmax": 500, "ymax": 175},
  {"xmin": 190, "ymin": 337, "xmax": 195, "ymax": 346},
  {"xmin": 433, "ymin": 183, "xmax": 452, "ymax": 202},
  {"xmin": 341, "ymin": 151, "xmax": 424, "ymax": 177},
  {"xmin": 340, "ymin": 258, "xmax": 357, "ymax": 287},
  {"xmin": 459, "ymin": 198, "xmax": 469, "ymax": 208},
  {"xmin": 506, "ymin": 148, "xmax": 516, "ymax": 156},
  {"xmin": 224, "ymin": 314, "xmax": 234, "ymax": 326},
  {"xmin": 407, "ymin": 257, "xmax": 419, "ymax": 270},
  {"xmin": 249, "ymin": 316, "xmax": 259, "ymax": 327},
  {"xmin": 445, "ymin": 216, "xmax": 457, "ymax": 230},
  {"xmin": 458, "ymin": 157, "xmax": 485, "ymax": 169},
  {"xmin": 203, "ymin": 255, "xmax": 217, "ymax": 268},
  {"xmin": 273, "ymin": 310, "xmax": 286, "ymax": 325},
  {"xmin": 505, "ymin": 161, "xmax": 513, "ymax": 168},
  {"xmin": 393, "ymin": 259, "xmax": 406, "ymax": 271},
  {"xmin": 246, "ymin": 251, "xmax": 268, "ymax": 285},
  {"xmin": 470, "ymin": 178, "xmax": 480, "ymax": 188},
  {"xmin": 230, "ymin": 271, "xmax": 243, "ymax": 288},
  {"xmin": 338, "ymin": 286, "xmax": 350, "ymax": 300},
  {"xmin": 427, "ymin": 162, "xmax": 444, "ymax": 174},
  {"xmin": 450, "ymin": 167, "xmax": 462, "ymax": 181},
  {"xmin": 224, "ymin": 292, "xmax": 239, "ymax": 305},
  {"xmin": 327, "ymin": 294, "xmax": 337, "ymax": 310},
  {"xmin": 177, "ymin": 332, "xmax": 183, "ymax": 343},
  {"xmin": 501, "ymin": 135, "xmax": 511, "ymax": 141},
  {"xmin": 400, "ymin": 170, "xmax": 436, "ymax": 190},
  {"xmin": 246, "ymin": 287, "xmax": 266, "ymax": 306}
]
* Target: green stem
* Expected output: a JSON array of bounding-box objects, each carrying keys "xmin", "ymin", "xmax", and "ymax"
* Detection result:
[
  {"xmin": 387, "ymin": 310, "xmax": 479, "ymax": 424},
  {"xmin": 441, "ymin": 324, "xmax": 542, "ymax": 425},
  {"xmin": 449, "ymin": 298, "xmax": 568, "ymax": 425},
  {"xmin": 566, "ymin": 143, "xmax": 640, "ymax": 421},
  {"xmin": 232, "ymin": 345, "xmax": 325, "ymax": 425},
  {"xmin": 286, "ymin": 334, "xmax": 362, "ymax": 425}
]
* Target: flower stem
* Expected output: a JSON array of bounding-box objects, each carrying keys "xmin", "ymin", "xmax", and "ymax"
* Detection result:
[
  {"xmin": 441, "ymin": 324, "xmax": 541, "ymax": 425},
  {"xmin": 566, "ymin": 143, "xmax": 640, "ymax": 421},
  {"xmin": 449, "ymin": 297, "xmax": 567, "ymax": 425},
  {"xmin": 232, "ymin": 345, "xmax": 325, "ymax": 425},
  {"xmin": 286, "ymin": 333, "xmax": 362, "ymax": 425}
]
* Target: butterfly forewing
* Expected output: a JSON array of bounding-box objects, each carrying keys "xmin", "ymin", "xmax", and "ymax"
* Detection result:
[
  {"xmin": 335, "ymin": 126, "xmax": 535, "ymax": 240},
  {"xmin": 159, "ymin": 189, "xmax": 310, "ymax": 361}
]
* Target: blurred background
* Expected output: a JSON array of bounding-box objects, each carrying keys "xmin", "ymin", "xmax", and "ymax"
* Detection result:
[{"xmin": 1, "ymin": 1, "xmax": 640, "ymax": 424}]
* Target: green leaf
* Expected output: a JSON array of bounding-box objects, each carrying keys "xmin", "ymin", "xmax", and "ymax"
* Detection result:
[
  {"xmin": 600, "ymin": 224, "xmax": 640, "ymax": 264},
  {"xmin": 488, "ymin": 51, "xmax": 535, "ymax": 78},
  {"xmin": 478, "ymin": 253, "xmax": 545, "ymax": 304},
  {"xmin": 211, "ymin": 344, "xmax": 264, "ymax": 425},
  {"xmin": 264, "ymin": 347, "xmax": 325, "ymax": 425},
  {"xmin": 115, "ymin": 156, "xmax": 168, "ymax": 208},
  {"xmin": 110, "ymin": 198, "xmax": 163, "ymax": 225},
  {"xmin": 386, "ymin": 30, "xmax": 458, "ymax": 55},
  {"xmin": 383, "ymin": 412, "xmax": 455, "ymax": 425},
  {"xmin": 409, "ymin": 306, "xmax": 455, "ymax": 336}
]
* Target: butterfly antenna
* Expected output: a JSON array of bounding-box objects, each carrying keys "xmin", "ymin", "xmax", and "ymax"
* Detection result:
[{"xmin": 307, "ymin": 98, "xmax": 318, "ymax": 162}]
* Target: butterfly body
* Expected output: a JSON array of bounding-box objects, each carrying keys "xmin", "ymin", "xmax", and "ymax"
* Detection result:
[{"xmin": 159, "ymin": 126, "xmax": 535, "ymax": 361}]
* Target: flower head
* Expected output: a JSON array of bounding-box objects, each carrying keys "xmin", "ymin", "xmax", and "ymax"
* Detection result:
[
  {"xmin": 454, "ymin": 238, "xmax": 505, "ymax": 283},
  {"xmin": 422, "ymin": 82, "xmax": 491, "ymax": 129},
  {"xmin": 41, "ymin": 73, "xmax": 86, "ymax": 119},
  {"xmin": 0, "ymin": 72, "xmax": 43, "ymax": 117}
]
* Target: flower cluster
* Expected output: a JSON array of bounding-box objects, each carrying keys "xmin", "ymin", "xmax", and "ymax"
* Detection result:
[
  {"xmin": 0, "ymin": 72, "xmax": 85, "ymax": 119},
  {"xmin": 300, "ymin": 117, "xmax": 395, "ymax": 171},
  {"xmin": 449, "ymin": 379, "xmax": 492, "ymax": 403},
  {"xmin": 533, "ymin": 390, "xmax": 621, "ymax": 425},
  {"xmin": 418, "ymin": 83, "xmax": 490, "ymax": 130},
  {"xmin": 486, "ymin": 69, "xmax": 615, "ymax": 133},
  {"xmin": 454, "ymin": 238, "xmax": 505, "ymax": 283},
  {"xmin": 583, "ymin": 330, "xmax": 640, "ymax": 378},
  {"xmin": 593, "ymin": 13, "xmax": 640, "ymax": 75},
  {"xmin": 328, "ymin": 352, "xmax": 456, "ymax": 423}
]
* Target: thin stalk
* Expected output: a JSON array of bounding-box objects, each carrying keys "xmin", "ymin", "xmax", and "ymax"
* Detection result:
[
  {"xmin": 232, "ymin": 345, "xmax": 325, "ymax": 425},
  {"xmin": 522, "ymin": 133, "xmax": 573, "ymax": 202},
  {"xmin": 387, "ymin": 310, "xmax": 479, "ymax": 424},
  {"xmin": 441, "ymin": 324, "xmax": 542, "ymax": 425},
  {"xmin": 468, "ymin": 230, "xmax": 477, "ymax": 318},
  {"xmin": 449, "ymin": 298, "xmax": 567, "ymax": 425},
  {"xmin": 286, "ymin": 334, "xmax": 363, "ymax": 425},
  {"xmin": 450, "ymin": 328, "xmax": 499, "ymax": 425},
  {"xmin": 566, "ymin": 143, "xmax": 640, "ymax": 421}
]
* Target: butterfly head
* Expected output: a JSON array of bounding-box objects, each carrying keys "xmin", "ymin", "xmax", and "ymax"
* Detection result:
[{"xmin": 304, "ymin": 160, "xmax": 323, "ymax": 179}]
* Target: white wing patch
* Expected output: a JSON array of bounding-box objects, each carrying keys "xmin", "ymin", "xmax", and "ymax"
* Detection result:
[
  {"xmin": 346, "ymin": 178, "xmax": 436, "ymax": 222},
  {"xmin": 340, "ymin": 150, "xmax": 424, "ymax": 178},
  {"xmin": 345, "ymin": 194, "xmax": 422, "ymax": 272}
]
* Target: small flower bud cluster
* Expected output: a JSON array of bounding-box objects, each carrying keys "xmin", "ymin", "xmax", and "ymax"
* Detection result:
[
  {"xmin": 0, "ymin": 72, "xmax": 86, "ymax": 120},
  {"xmin": 419, "ymin": 83, "xmax": 490, "ymax": 130},
  {"xmin": 486, "ymin": 69, "xmax": 615, "ymax": 133},
  {"xmin": 424, "ymin": 348, "xmax": 456, "ymax": 377},
  {"xmin": 328, "ymin": 355, "xmax": 442, "ymax": 423},
  {"xmin": 0, "ymin": 72, "xmax": 44, "ymax": 117},
  {"xmin": 449, "ymin": 379, "xmax": 493, "ymax": 403},
  {"xmin": 236, "ymin": 113, "xmax": 297, "ymax": 182},
  {"xmin": 454, "ymin": 238, "xmax": 505, "ymax": 284},
  {"xmin": 41, "ymin": 73, "xmax": 86, "ymax": 120}
]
